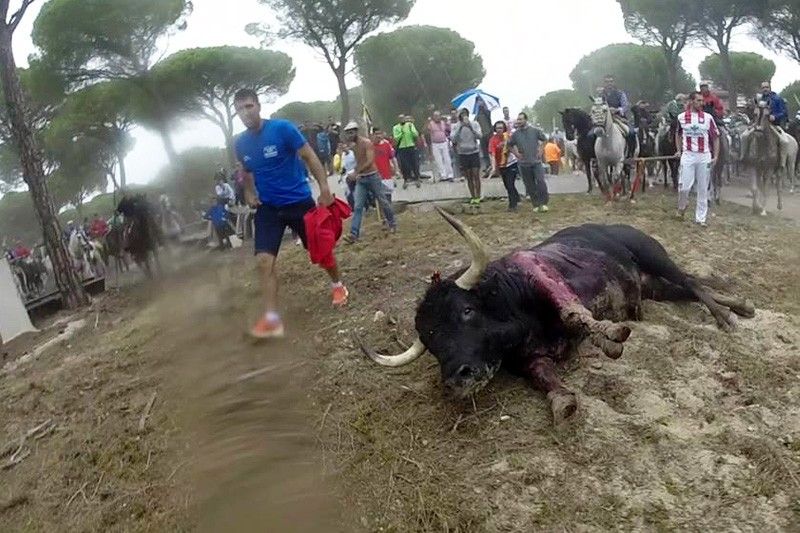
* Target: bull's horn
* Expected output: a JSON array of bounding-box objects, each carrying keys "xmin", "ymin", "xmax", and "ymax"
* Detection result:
[
  {"xmin": 356, "ymin": 335, "xmax": 427, "ymax": 367},
  {"xmin": 435, "ymin": 206, "xmax": 489, "ymax": 290}
]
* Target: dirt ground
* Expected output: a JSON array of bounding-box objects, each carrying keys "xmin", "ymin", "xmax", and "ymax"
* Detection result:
[{"xmin": 1, "ymin": 190, "xmax": 799, "ymax": 532}]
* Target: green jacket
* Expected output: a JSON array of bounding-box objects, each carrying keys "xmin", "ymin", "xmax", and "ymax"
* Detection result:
[{"xmin": 393, "ymin": 122, "xmax": 419, "ymax": 149}]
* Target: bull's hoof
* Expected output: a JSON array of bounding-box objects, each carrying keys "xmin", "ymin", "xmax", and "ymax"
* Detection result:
[
  {"xmin": 603, "ymin": 321, "xmax": 632, "ymax": 343},
  {"xmin": 736, "ymin": 299, "xmax": 756, "ymax": 318},
  {"xmin": 548, "ymin": 390, "xmax": 578, "ymax": 424},
  {"xmin": 713, "ymin": 310, "xmax": 737, "ymax": 332},
  {"xmin": 591, "ymin": 333, "xmax": 624, "ymax": 359}
]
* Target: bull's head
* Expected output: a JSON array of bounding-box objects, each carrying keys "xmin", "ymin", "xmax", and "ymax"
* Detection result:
[{"xmin": 361, "ymin": 207, "xmax": 517, "ymax": 398}]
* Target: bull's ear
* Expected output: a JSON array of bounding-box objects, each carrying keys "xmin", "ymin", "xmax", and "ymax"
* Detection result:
[{"xmin": 431, "ymin": 271, "xmax": 441, "ymax": 284}]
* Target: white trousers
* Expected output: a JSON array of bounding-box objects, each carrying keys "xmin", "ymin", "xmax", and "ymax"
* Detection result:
[
  {"xmin": 431, "ymin": 142, "xmax": 454, "ymax": 179},
  {"xmin": 678, "ymin": 150, "xmax": 711, "ymax": 223}
]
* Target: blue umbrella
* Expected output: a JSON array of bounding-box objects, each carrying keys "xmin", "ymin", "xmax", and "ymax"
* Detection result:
[{"xmin": 451, "ymin": 89, "xmax": 501, "ymax": 115}]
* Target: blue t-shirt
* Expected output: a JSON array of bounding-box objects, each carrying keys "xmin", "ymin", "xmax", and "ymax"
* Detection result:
[
  {"xmin": 204, "ymin": 203, "xmax": 228, "ymax": 229},
  {"xmin": 234, "ymin": 119, "xmax": 312, "ymax": 206}
]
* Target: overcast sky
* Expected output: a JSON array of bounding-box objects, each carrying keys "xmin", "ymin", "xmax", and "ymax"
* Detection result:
[{"xmin": 10, "ymin": 0, "xmax": 800, "ymax": 187}]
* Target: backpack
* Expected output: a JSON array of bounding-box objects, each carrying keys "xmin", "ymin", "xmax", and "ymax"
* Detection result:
[{"xmin": 316, "ymin": 131, "xmax": 331, "ymax": 155}]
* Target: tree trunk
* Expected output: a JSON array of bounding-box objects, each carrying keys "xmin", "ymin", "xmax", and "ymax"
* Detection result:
[
  {"xmin": 156, "ymin": 119, "xmax": 178, "ymax": 164},
  {"xmin": 335, "ymin": 64, "xmax": 350, "ymax": 126},
  {"xmin": 117, "ymin": 150, "xmax": 127, "ymax": 189},
  {"xmin": 718, "ymin": 42, "xmax": 735, "ymax": 99},
  {"xmin": 0, "ymin": 29, "xmax": 89, "ymax": 308},
  {"xmin": 665, "ymin": 51, "xmax": 680, "ymax": 94},
  {"xmin": 223, "ymin": 129, "xmax": 236, "ymax": 170}
]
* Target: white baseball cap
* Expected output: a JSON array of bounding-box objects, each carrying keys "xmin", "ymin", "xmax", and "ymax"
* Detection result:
[{"xmin": 344, "ymin": 121, "xmax": 359, "ymax": 131}]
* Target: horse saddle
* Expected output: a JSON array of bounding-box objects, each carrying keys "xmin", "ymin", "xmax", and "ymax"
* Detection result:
[{"xmin": 611, "ymin": 115, "xmax": 630, "ymax": 137}]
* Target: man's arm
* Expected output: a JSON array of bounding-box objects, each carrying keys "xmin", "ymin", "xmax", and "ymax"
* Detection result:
[
  {"xmin": 508, "ymin": 133, "xmax": 522, "ymax": 160},
  {"xmin": 242, "ymin": 170, "xmax": 260, "ymax": 207},
  {"xmin": 537, "ymin": 128, "xmax": 547, "ymax": 142},
  {"xmin": 711, "ymin": 122, "xmax": 720, "ymax": 162},
  {"xmin": 620, "ymin": 91, "xmax": 630, "ymax": 115},
  {"xmin": 299, "ymin": 143, "xmax": 334, "ymax": 205}
]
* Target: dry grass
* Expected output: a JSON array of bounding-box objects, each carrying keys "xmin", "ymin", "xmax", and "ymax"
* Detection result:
[{"xmin": 1, "ymin": 189, "xmax": 799, "ymax": 531}]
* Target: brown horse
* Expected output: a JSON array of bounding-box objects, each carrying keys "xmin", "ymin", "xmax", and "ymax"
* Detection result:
[{"xmin": 116, "ymin": 195, "xmax": 163, "ymax": 277}]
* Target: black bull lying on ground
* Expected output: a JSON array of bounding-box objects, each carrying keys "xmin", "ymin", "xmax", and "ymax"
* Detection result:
[{"xmin": 360, "ymin": 208, "xmax": 755, "ymax": 424}]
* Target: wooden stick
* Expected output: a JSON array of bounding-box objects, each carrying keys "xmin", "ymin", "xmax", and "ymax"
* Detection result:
[
  {"xmin": 65, "ymin": 482, "xmax": 89, "ymax": 509},
  {"xmin": 138, "ymin": 392, "xmax": 157, "ymax": 433}
]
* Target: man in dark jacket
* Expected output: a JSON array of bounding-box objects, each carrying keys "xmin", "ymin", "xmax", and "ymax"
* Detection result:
[{"xmin": 758, "ymin": 81, "xmax": 788, "ymax": 129}]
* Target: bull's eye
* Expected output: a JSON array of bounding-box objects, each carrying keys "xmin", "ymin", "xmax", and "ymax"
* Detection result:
[{"xmin": 462, "ymin": 307, "xmax": 474, "ymax": 319}]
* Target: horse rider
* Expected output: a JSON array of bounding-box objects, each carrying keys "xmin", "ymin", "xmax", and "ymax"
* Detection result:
[
  {"xmin": 757, "ymin": 81, "xmax": 788, "ymax": 130},
  {"xmin": 600, "ymin": 74, "xmax": 637, "ymax": 157},
  {"xmin": 665, "ymin": 94, "xmax": 688, "ymax": 124},
  {"xmin": 699, "ymin": 81, "xmax": 725, "ymax": 123}
]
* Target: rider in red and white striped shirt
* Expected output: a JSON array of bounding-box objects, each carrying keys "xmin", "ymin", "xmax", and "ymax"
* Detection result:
[{"xmin": 675, "ymin": 91, "xmax": 720, "ymax": 226}]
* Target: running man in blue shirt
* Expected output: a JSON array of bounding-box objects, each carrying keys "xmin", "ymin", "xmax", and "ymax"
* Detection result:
[{"xmin": 234, "ymin": 89, "xmax": 349, "ymax": 339}]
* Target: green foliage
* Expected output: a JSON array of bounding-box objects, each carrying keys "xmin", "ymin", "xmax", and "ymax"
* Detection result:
[
  {"xmin": 780, "ymin": 80, "xmax": 800, "ymax": 116},
  {"xmin": 528, "ymin": 90, "xmax": 588, "ymax": 130},
  {"xmin": 617, "ymin": 0, "xmax": 697, "ymax": 91},
  {"xmin": 754, "ymin": 0, "xmax": 800, "ymax": 63},
  {"xmin": 618, "ymin": 0, "xmax": 696, "ymax": 46},
  {"xmin": 272, "ymin": 87, "xmax": 364, "ymax": 125},
  {"xmin": 32, "ymin": 0, "xmax": 191, "ymax": 79},
  {"xmin": 251, "ymin": 0, "xmax": 415, "ymax": 123},
  {"xmin": 0, "ymin": 191, "xmax": 37, "ymax": 243},
  {"xmin": 152, "ymin": 46, "xmax": 294, "ymax": 163},
  {"xmin": 355, "ymin": 25, "xmax": 485, "ymax": 130},
  {"xmin": 699, "ymin": 52, "xmax": 775, "ymax": 97},
  {"xmin": 152, "ymin": 146, "xmax": 228, "ymax": 206},
  {"xmin": 570, "ymin": 43, "xmax": 695, "ymax": 106}
]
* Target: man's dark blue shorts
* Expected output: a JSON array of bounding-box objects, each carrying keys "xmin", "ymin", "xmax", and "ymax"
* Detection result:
[{"xmin": 253, "ymin": 198, "xmax": 316, "ymax": 256}]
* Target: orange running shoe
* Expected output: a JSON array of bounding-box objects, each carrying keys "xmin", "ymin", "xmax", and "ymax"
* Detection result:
[
  {"xmin": 249, "ymin": 316, "xmax": 285, "ymax": 339},
  {"xmin": 332, "ymin": 285, "xmax": 349, "ymax": 307}
]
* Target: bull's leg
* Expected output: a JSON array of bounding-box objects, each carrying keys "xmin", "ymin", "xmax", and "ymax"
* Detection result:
[
  {"xmin": 527, "ymin": 357, "xmax": 577, "ymax": 424},
  {"xmin": 523, "ymin": 257, "xmax": 632, "ymax": 358},
  {"xmin": 643, "ymin": 275, "xmax": 755, "ymax": 318}
]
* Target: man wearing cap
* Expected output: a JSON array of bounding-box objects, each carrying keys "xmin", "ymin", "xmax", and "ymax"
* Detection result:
[
  {"xmin": 342, "ymin": 121, "xmax": 397, "ymax": 243},
  {"xmin": 233, "ymin": 88, "xmax": 350, "ymax": 339},
  {"xmin": 699, "ymin": 81, "xmax": 724, "ymax": 122}
]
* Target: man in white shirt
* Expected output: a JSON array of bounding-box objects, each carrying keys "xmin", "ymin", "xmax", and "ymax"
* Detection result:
[{"xmin": 675, "ymin": 91, "xmax": 720, "ymax": 227}]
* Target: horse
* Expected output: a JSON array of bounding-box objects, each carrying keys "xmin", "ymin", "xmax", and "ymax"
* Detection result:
[
  {"xmin": 656, "ymin": 116, "xmax": 680, "ymax": 189},
  {"xmin": 560, "ymin": 108, "xmax": 596, "ymax": 193},
  {"xmin": 564, "ymin": 139, "xmax": 581, "ymax": 171},
  {"xmin": 11, "ymin": 257, "xmax": 45, "ymax": 299},
  {"xmin": 786, "ymin": 118, "xmax": 800, "ymax": 192},
  {"xmin": 709, "ymin": 124, "xmax": 731, "ymax": 206},
  {"xmin": 67, "ymin": 229, "xmax": 102, "ymax": 279},
  {"xmin": 742, "ymin": 102, "xmax": 798, "ymax": 215},
  {"xmin": 591, "ymin": 99, "xmax": 638, "ymax": 201},
  {"xmin": 116, "ymin": 194, "xmax": 163, "ymax": 277},
  {"xmin": 636, "ymin": 114, "xmax": 657, "ymax": 177},
  {"xmin": 104, "ymin": 223, "xmax": 130, "ymax": 274}
]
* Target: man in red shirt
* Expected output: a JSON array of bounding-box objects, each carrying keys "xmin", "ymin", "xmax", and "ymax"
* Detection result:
[
  {"xmin": 89, "ymin": 214, "xmax": 109, "ymax": 239},
  {"xmin": 371, "ymin": 127, "xmax": 398, "ymax": 202},
  {"xmin": 12, "ymin": 240, "xmax": 31, "ymax": 259},
  {"xmin": 699, "ymin": 81, "xmax": 724, "ymax": 122}
]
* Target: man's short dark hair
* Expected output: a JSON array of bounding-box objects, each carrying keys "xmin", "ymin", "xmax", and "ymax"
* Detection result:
[
  {"xmin": 234, "ymin": 88, "xmax": 259, "ymax": 102},
  {"xmin": 518, "ymin": 112, "xmax": 528, "ymax": 120},
  {"xmin": 688, "ymin": 91, "xmax": 701, "ymax": 100}
]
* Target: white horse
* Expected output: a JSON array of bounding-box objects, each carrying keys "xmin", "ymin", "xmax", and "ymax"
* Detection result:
[
  {"xmin": 591, "ymin": 99, "xmax": 638, "ymax": 201},
  {"xmin": 565, "ymin": 139, "xmax": 581, "ymax": 171}
]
